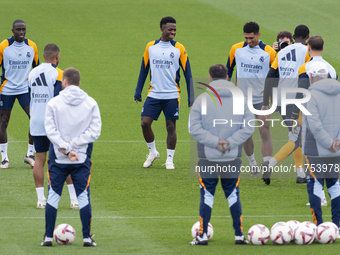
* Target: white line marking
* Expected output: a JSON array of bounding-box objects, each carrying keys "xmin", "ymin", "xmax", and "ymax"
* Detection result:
[
  {"xmin": 96, "ymin": 140, "xmax": 191, "ymax": 143},
  {"xmin": 95, "ymin": 140, "xmax": 288, "ymax": 143},
  {"xmin": 8, "ymin": 139, "xmax": 288, "ymax": 143},
  {"xmin": 0, "ymin": 215, "xmax": 326, "ymax": 220},
  {"xmin": 8, "ymin": 140, "xmax": 191, "ymax": 143}
]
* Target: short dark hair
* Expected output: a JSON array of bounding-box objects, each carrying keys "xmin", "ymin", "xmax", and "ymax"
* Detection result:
[
  {"xmin": 209, "ymin": 64, "xmax": 228, "ymax": 80},
  {"xmin": 44, "ymin": 44, "xmax": 60, "ymax": 61},
  {"xmin": 276, "ymin": 31, "xmax": 293, "ymax": 43},
  {"xmin": 308, "ymin": 35, "xmax": 324, "ymax": 51},
  {"xmin": 160, "ymin": 16, "xmax": 176, "ymax": 28},
  {"xmin": 294, "ymin": 25, "xmax": 309, "ymax": 39},
  {"xmin": 13, "ymin": 19, "xmax": 25, "ymax": 28},
  {"xmin": 243, "ymin": 22, "xmax": 259, "ymax": 34},
  {"xmin": 63, "ymin": 67, "xmax": 81, "ymax": 86}
]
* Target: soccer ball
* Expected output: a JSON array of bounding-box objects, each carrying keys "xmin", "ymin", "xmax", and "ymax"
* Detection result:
[
  {"xmin": 325, "ymin": 221, "xmax": 339, "ymax": 236},
  {"xmin": 247, "ymin": 224, "xmax": 270, "ymax": 245},
  {"xmin": 191, "ymin": 221, "xmax": 214, "ymax": 240},
  {"xmin": 302, "ymin": 221, "xmax": 317, "ymax": 239},
  {"xmin": 53, "ymin": 224, "xmax": 76, "ymax": 245},
  {"xmin": 323, "ymin": 222, "xmax": 338, "ymax": 241},
  {"xmin": 270, "ymin": 222, "xmax": 291, "ymax": 245},
  {"xmin": 286, "ymin": 220, "xmax": 300, "ymax": 239},
  {"xmin": 315, "ymin": 222, "xmax": 338, "ymax": 244},
  {"xmin": 302, "ymin": 221, "xmax": 316, "ymax": 230},
  {"xmin": 270, "ymin": 221, "xmax": 286, "ymax": 232},
  {"xmin": 293, "ymin": 223, "xmax": 315, "ymax": 245}
]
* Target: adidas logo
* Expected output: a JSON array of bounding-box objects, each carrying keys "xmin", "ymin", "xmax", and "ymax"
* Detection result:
[
  {"xmin": 281, "ymin": 49, "xmax": 296, "ymax": 62},
  {"xmin": 174, "ymin": 112, "xmax": 179, "ymax": 116},
  {"xmin": 168, "ymin": 155, "xmax": 172, "ymax": 157},
  {"xmin": 32, "ymin": 72, "xmax": 48, "ymax": 86}
]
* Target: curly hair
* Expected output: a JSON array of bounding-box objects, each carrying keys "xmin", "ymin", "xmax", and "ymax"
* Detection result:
[
  {"xmin": 276, "ymin": 31, "xmax": 293, "ymax": 43},
  {"xmin": 243, "ymin": 22, "xmax": 259, "ymax": 34},
  {"xmin": 160, "ymin": 17, "xmax": 176, "ymax": 28}
]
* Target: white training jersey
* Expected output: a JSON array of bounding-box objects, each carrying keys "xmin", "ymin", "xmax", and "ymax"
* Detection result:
[
  {"xmin": 272, "ymin": 43, "xmax": 310, "ymax": 105},
  {"xmin": 29, "ymin": 63, "xmax": 63, "ymax": 136},
  {"xmin": 300, "ymin": 56, "xmax": 337, "ymax": 80},
  {"xmin": 0, "ymin": 37, "xmax": 39, "ymax": 95},
  {"xmin": 147, "ymin": 41, "xmax": 181, "ymax": 99},
  {"xmin": 233, "ymin": 41, "xmax": 275, "ymax": 104},
  {"xmin": 135, "ymin": 39, "xmax": 193, "ymax": 105}
]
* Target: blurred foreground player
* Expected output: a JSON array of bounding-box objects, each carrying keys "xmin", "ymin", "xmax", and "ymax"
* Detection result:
[
  {"xmin": 134, "ymin": 16, "xmax": 194, "ymax": 169},
  {"xmin": 302, "ymin": 61, "xmax": 340, "ymax": 229},
  {"xmin": 296, "ymin": 35, "xmax": 337, "ymax": 205},
  {"xmin": 189, "ymin": 64, "xmax": 254, "ymax": 245},
  {"xmin": 29, "ymin": 44, "xmax": 79, "ymax": 209},
  {"xmin": 41, "ymin": 68, "xmax": 101, "ymax": 246}
]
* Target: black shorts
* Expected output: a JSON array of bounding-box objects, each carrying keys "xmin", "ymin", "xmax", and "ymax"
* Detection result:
[
  {"xmin": 33, "ymin": 136, "xmax": 50, "ymax": 153},
  {"xmin": 0, "ymin": 93, "xmax": 30, "ymax": 110},
  {"xmin": 141, "ymin": 97, "xmax": 179, "ymax": 120}
]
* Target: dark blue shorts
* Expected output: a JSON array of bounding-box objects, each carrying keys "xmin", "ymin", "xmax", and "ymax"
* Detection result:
[
  {"xmin": 141, "ymin": 97, "xmax": 179, "ymax": 120},
  {"xmin": 0, "ymin": 92, "xmax": 30, "ymax": 110},
  {"xmin": 253, "ymin": 102, "xmax": 263, "ymax": 117},
  {"xmin": 277, "ymin": 104, "xmax": 295, "ymax": 132},
  {"xmin": 33, "ymin": 136, "xmax": 50, "ymax": 153}
]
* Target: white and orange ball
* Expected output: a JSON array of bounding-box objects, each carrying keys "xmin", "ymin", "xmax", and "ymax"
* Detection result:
[
  {"xmin": 270, "ymin": 222, "xmax": 291, "ymax": 245},
  {"xmin": 315, "ymin": 222, "xmax": 338, "ymax": 244},
  {"xmin": 286, "ymin": 220, "xmax": 300, "ymax": 240},
  {"xmin": 248, "ymin": 224, "xmax": 270, "ymax": 245},
  {"xmin": 53, "ymin": 223, "xmax": 76, "ymax": 245},
  {"xmin": 293, "ymin": 223, "xmax": 315, "ymax": 245},
  {"xmin": 191, "ymin": 221, "xmax": 214, "ymax": 240}
]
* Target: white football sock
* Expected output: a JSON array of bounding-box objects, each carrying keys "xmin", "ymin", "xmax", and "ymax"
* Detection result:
[
  {"xmin": 36, "ymin": 187, "xmax": 45, "ymax": 200},
  {"xmin": 0, "ymin": 143, "xmax": 8, "ymax": 162},
  {"xmin": 166, "ymin": 149, "xmax": 175, "ymax": 163},
  {"xmin": 27, "ymin": 143, "xmax": 35, "ymax": 157},
  {"xmin": 296, "ymin": 168, "xmax": 306, "ymax": 178},
  {"xmin": 246, "ymin": 153, "xmax": 257, "ymax": 167},
  {"xmin": 147, "ymin": 141, "xmax": 158, "ymax": 154},
  {"xmin": 263, "ymin": 156, "xmax": 272, "ymax": 162},
  {"xmin": 269, "ymin": 157, "xmax": 278, "ymax": 167},
  {"xmin": 321, "ymin": 189, "xmax": 326, "ymax": 201},
  {"xmin": 67, "ymin": 184, "xmax": 77, "ymax": 200}
]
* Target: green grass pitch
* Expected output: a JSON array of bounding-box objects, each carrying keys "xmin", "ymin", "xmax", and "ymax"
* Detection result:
[{"xmin": 0, "ymin": 0, "xmax": 340, "ymax": 254}]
